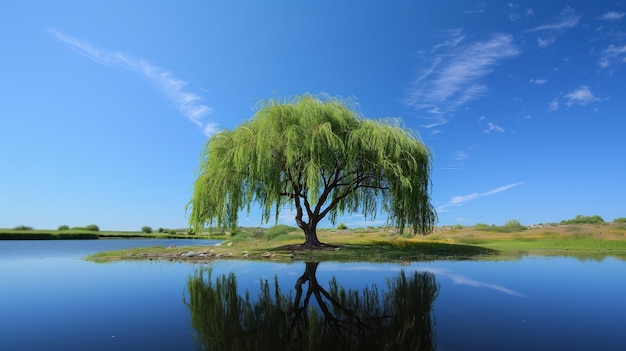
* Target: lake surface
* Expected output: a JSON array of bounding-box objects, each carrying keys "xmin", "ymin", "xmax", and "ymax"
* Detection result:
[{"xmin": 1, "ymin": 240, "xmax": 625, "ymax": 350}]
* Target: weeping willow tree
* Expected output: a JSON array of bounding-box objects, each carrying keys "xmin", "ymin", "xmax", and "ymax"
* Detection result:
[{"xmin": 187, "ymin": 93, "xmax": 436, "ymax": 248}]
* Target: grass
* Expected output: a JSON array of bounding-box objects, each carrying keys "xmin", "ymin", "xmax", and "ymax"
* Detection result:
[{"xmin": 83, "ymin": 222, "xmax": 626, "ymax": 263}]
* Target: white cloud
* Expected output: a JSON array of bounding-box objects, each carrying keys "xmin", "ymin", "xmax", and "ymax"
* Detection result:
[
  {"xmin": 406, "ymin": 32, "xmax": 519, "ymax": 127},
  {"xmin": 452, "ymin": 151, "xmax": 469, "ymax": 161},
  {"xmin": 484, "ymin": 122, "xmax": 505, "ymax": 134},
  {"xmin": 537, "ymin": 36, "xmax": 557, "ymax": 48},
  {"xmin": 529, "ymin": 78, "xmax": 547, "ymax": 84},
  {"xmin": 438, "ymin": 182, "xmax": 525, "ymax": 210},
  {"xmin": 203, "ymin": 123, "xmax": 220, "ymax": 137},
  {"xmin": 527, "ymin": 7, "xmax": 581, "ymax": 32},
  {"xmin": 564, "ymin": 85, "xmax": 604, "ymax": 107},
  {"xmin": 448, "ymin": 192, "xmax": 480, "ymax": 205},
  {"xmin": 549, "ymin": 98, "xmax": 559, "ymax": 111},
  {"xmin": 598, "ymin": 12, "xmax": 625, "ymax": 21},
  {"xmin": 48, "ymin": 28, "xmax": 217, "ymax": 136},
  {"xmin": 598, "ymin": 44, "xmax": 626, "ymax": 69}
]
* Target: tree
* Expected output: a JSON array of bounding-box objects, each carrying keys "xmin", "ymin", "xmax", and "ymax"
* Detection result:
[
  {"xmin": 187, "ymin": 93, "xmax": 436, "ymax": 249},
  {"xmin": 85, "ymin": 224, "xmax": 100, "ymax": 231},
  {"xmin": 141, "ymin": 226, "xmax": 153, "ymax": 233}
]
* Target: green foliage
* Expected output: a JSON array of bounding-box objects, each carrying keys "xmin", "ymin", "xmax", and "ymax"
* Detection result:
[
  {"xmin": 504, "ymin": 219, "xmax": 526, "ymax": 230},
  {"xmin": 271, "ymin": 233, "xmax": 302, "ymax": 242},
  {"xmin": 187, "ymin": 93, "xmax": 436, "ymax": 238},
  {"xmin": 58, "ymin": 225, "xmax": 69, "ymax": 231},
  {"xmin": 560, "ymin": 214, "xmax": 605, "ymax": 225},
  {"xmin": 71, "ymin": 224, "xmax": 100, "ymax": 231},
  {"xmin": 474, "ymin": 219, "xmax": 526, "ymax": 233},
  {"xmin": 613, "ymin": 217, "xmax": 626, "ymax": 223},
  {"xmin": 14, "ymin": 225, "xmax": 33, "ymax": 230},
  {"xmin": 264, "ymin": 224, "xmax": 298, "ymax": 240},
  {"xmin": 141, "ymin": 226, "xmax": 153, "ymax": 233},
  {"xmin": 169, "ymin": 229, "xmax": 177, "ymax": 234},
  {"xmin": 337, "ymin": 222, "xmax": 348, "ymax": 230}
]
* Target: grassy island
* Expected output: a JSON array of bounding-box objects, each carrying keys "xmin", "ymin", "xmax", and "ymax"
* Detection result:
[{"xmin": 83, "ymin": 222, "xmax": 626, "ymax": 263}]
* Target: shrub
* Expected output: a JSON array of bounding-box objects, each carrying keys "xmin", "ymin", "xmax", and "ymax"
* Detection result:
[
  {"xmin": 58, "ymin": 225, "xmax": 70, "ymax": 231},
  {"xmin": 141, "ymin": 226, "xmax": 153, "ymax": 233},
  {"xmin": 613, "ymin": 217, "xmax": 626, "ymax": 223},
  {"xmin": 504, "ymin": 219, "xmax": 526, "ymax": 230},
  {"xmin": 337, "ymin": 222, "xmax": 348, "ymax": 230},
  {"xmin": 14, "ymin": 225, "xmax": 33, "ymax": 230},
  {"xmin": 560, "ymin": 215, "xmax": 605, "ymax": 225},
  {"xmin": 264, "ymin": 224, "xmax": 297, "ymax": 240},
  {"xmin": 474, "ymin": 219, "xmax": 526, "ymax": 233},
  {"xmin": 169, "ymin": 229, "xmax": 177, "ymax": 234},
  {"xmin": 157, "ymin": 227, "xmax": 164, "ymax": 233},
  {"xmin": 86, "ymin": 224, "xmax": 100, "ymax": 231},
  {"xmin": 73, "ymin": 224, "xmax": 100, "ymax": 231}
]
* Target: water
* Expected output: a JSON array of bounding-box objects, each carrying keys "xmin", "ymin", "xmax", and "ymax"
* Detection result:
[{"xmin": 1, "ymin": 240, "xmax": 625, "ymax": 350}]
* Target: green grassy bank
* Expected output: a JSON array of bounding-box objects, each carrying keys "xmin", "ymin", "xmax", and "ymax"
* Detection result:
[{"xmin": 85, "ymin": 222, "xmax": 626, "ymax": 263}]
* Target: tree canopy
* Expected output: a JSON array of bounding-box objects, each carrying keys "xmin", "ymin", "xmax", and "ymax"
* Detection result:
[{"xmin": 187, "ymin": 93, "xmax": 436, "ymax": 247}]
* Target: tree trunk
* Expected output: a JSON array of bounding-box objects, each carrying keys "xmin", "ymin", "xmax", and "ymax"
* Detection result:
[
  {"xmin": 294, "ymin": 206, "xmax": 337, "ymax": 249},
  {"xmin": 303, "ymin": 226, "xmax": 322, "ymax": 248}
]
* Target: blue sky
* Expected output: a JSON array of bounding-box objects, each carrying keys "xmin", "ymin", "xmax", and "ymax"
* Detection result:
[{"xmin": 2, "ymin": 1, "xmax": 626, "ymax": 231}]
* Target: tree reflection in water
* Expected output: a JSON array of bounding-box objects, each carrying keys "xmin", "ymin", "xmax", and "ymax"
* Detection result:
[{"xmin": 185, "ymin": 262, "xmax": 439, "ymax": 351}]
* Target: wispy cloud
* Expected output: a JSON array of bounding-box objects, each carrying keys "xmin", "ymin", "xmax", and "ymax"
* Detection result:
[
  {"xmin": 527, "ymin": 7, "xmax": 581, "ymax": 32},
  {"xmin": 537, "ymin": 36, "xmax": 557, "ymax": 48},
  {"xmin": 548, "ymin": 98, "xmax": 559, "ymax": 111},
  {"xmin": 507, "ymin": 3, "xmax": 534, "ymax": 22},
  {"xmin": 451, "ymin": 151, "xmax": 469, "ymax": 161},
  {"xmin": 598, "ymin": 11, "xmax": 625, "ymax": 21},
  {"xmin": 406, "ymin": 32, "xmax": 519, "ymax": 127},
  {"xmin": 48, "ymin": 28, "xmax": 217, "ymax": 136},
  {"xmin": 438, "ymin": 182, "xmax": 525, "ymax": 210},
  {"xmin": 598, "ymin": 44, "xmax": 626, "ymax": 70},
  {"xmin": 483, "ymin": 122, "xmax": 504, "ymax": 134},
  {"xmin": 564, "ymin": 85, "xmax": 604, "ymax": 107},
  {"xmin": 529, "ymin": 78, "xmax": 548, "ymax": 84},
  {"xmin": 526, "ymin": 7, "xmax": 580, "ymax": 48}
]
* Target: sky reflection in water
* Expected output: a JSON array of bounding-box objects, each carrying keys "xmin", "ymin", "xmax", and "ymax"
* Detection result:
[{"xmin": 1, "ymin": 240, "xmax": 625, "ymax": 350}]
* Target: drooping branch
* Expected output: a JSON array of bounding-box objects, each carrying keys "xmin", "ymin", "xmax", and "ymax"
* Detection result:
[{"xmin": 188, "ymin": 93, "xmax": 436, "ymax": 243}]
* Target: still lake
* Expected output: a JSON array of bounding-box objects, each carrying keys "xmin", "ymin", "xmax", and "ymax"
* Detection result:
[{"xmin": 1, "ymin": 239, "xmax": 625, "ymax": 351}]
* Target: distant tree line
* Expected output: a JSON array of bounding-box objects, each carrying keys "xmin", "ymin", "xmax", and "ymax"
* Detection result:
[
  {"xmin": 13, "ymin": 224, "xmax": 100, "ymax": 231},
  {"xmin": 141, "ymin": 226, "xmax": 178, "ymax": 234}
]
